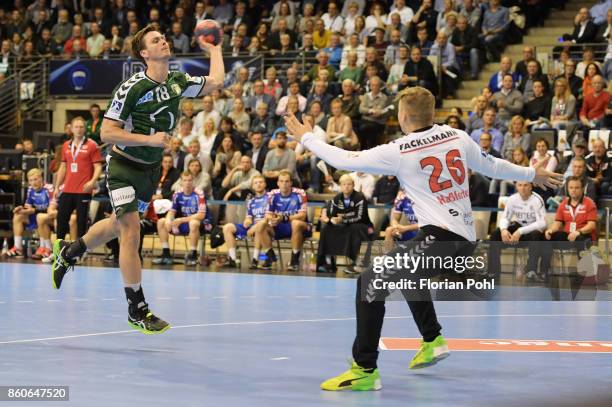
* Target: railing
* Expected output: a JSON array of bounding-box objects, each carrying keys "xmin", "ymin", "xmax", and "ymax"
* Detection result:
[{"xmin": 0, "ymin": 58, "xmax": 49, "ymax": 134}]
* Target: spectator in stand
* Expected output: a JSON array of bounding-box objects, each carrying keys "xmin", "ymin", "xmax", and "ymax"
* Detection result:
[
  {"xmin": 170, "ymin": 22, "xmax": 190, "ymax": 54},
  {"xmin": 384, "ymin": 190, "xmax": 419, "ymax": 251},
  {"xmin": 306, "ymin": 79, "xmax": 333, "ymax": 113},
  {"xmin": 51, "ymin": 9, "xmax": 72, "ymax": 48},
  {"xmin": 512, "ymin": 147, "xmax": 530, "ymax": 167},
  {"xmin": 317, "ymin": 174, "xmax": 372, "ymax": 274},
  {"xmin": 555, "ymin": 59, "xmax": 582, "ymax": 99},
  {"xmin": 184, "ymin": 139, "xmax": 213, "ymax": 175},
  {"xmin": 373, "ymin": 175, "xmax": 400, "ymax": 204},
  {"xmin": 169, "ymin": 137, "xmax": 187, "ymax": 174},
  {"xmin": 518, "ymin": 59, "xmax": 550, "ymax": 103},
  {"xmin": 451, "ymin": 15, "xmax": 479, "ymax": 80},
  {"xmin": 388, "ymin": 0, "xmax": 415, "ymax": 26},
  {"xmin": 515, "ymin": 47, "xmax": 541, "ymax": 82},
  {"xmin": 262, "ymin": 131, "xmax": 297, "ymax": 189},
  {"xmin": 67, "ymin": 39, "xmax": 88, "ymax": 59},
  {"xmin": 263, "ymin": 66, "xmax": 283, "ymax": 101},
  {"xmin": 63, "ymin": 25, "xmax": 86, "ymax": 56},
  {"xmin": 582, "ymin": 62, "xmax": 604, "ymax": 97},
  {"xmin": 411, "ymin": 26, "xmax": 433, "ymax": 56},
  {"xmin": 576, "ymin": 48, "xmax": 602, "ymax": 79},
  {"xmin": 523, "ymin": 80, "xmax": 552, "ymax": 128},
  {"xmin": 541, "ymin": 176, "xmax": 597, "ymax": 281},
  {"xmin": 312, "ymin": 18, "xmax": 332, "ymax": 49},
  {"xmin": 383, "ymin": 29, "xmax": 406, "ymax": 69},
  {"xmin": 175, "ymin": 117, "xmax": 195, "ymax": 146},
  {"xmin": 5, "ymin": 168, "xmax": 54, "ymax": 258},
  {"xmin": 191, "ymin": 95, "xmax": 221, "ymax": 137},
  {"xmin": 562, "ymin": 7, "xmax": 597, "ymax": 44},
  {"xmin": 249, "ymin": 103, "xmax": 275, "ymax": 141},
  {"xmin": 54, "ymin": 117, "xmax": 103, "ymax": 242},
  {"xmin": 349, "ymin": 171, "xmax": 376, "ymax": 202},
  {"xmin": 399, "ymin": 46, "xmax": 437, "ymax": 93},
  {"xmin": 471, "ymin": 107, "xmax": 504, "ymax": 152},
  {"xmin": 488, "ymin": 56, "xmax": 518, "ymax": 94},
  {"xmin": 550, "ymin": 77, "xmax": 578, "ymax": 130},
  {"xmin": 358, "ymin": 76, "xmax": 390, "ymax": 149},
  {"xmin": 221, "ymin": 155, "xmax": 260, "ymax": 200},
  {"xmin": 326, "ymin": 98, "xmax": 359, "ymax": 150},
  {"xmin": 387, "ymin": 45, "xmax": 410, "ymax": 93},
  {"xmin": 276, "ymin": 82, "xmax": 307, "ymax": 116},
  {"xmin": 302, "ymin": 51, "xmax": 336, "ymax": 85},
  {"xmin": 478, "ymin": 132, "xmax": 501, "ymax": 158},
  {"xmin": 339, "ymin": 79, "xmax": 361, "ymax": 121},
  {"xmin": 480, "ymin": 0, "xmax": 510, "ymax": 62},
  {"xmin": 151, "ymin": 153, "xmax": 181, "ymax": 202},
  {"xmin": 502, "ymin": 116, "xmax": 532, "ymax": 161},
  {"xmin": 467, "ymin": 95, "xmax": 491, "ymax": 133},
  {"xmin": 459, "ymin": 0, "xmax": 481, "ymax": 29},
  {"xmin": 212, "ymin": 136, "xmax": 242, "ymax": 187},
  {"xmin": 338, "ymin": 51, "xmax": 364, "ymax": 85},
  {"xmin": 490, "ymin": 74, "xmax": 524, "ymax": 125},
  {"xmin": 430, "ymin": 31, "xmax": 460, "ymax": 99},
  {"xmin": 99, "ymin": 39, "xmax": 120, "ymax": 59},
  {"xmin": 411, "ymin": 0, "xmax": 437, "ymax": 41},
  {"xmin": 321, "ymin": 2, "xmax": 344, "ymax": 33},
  {"xmin": 85, "ymin": 104, "xmax": 102, "ymax": 145},
  {"xmin": 228, "ymin": 98, "xmax": 250, "ymax": 136},
  {"xmin": 586, "ymin": 138, "xmax": 612, "ymax": 196},
  {"xmin": 36, "ymin": 28, "xmax": 55, "ymax": 56},
  {"xmin": 198, "ymin": 118, "xmax": 218, "ymax": 155},
  {"xmin": 86, "ymin": 22, "xmax": 105, "ymax": 58},
  {"xmin": 226, "ymin": 2, "xmax": 254, "ymax": 37},
  {"xmin": 436, "ymin": 1, "xmax": 457, "ymax": 34},
  {"xmin": 246, "ymin": 131, "xmax": 269, "ymax": 173},
  {"xmin": 340, "ymin": 33, "xmax": 366, "ymax": 70},
  {"xmin": 172, "ymin": 158, "xmax": 212, "ymax": 198},
  {"xmin": 595, "ymin": 8, "xmax": 612, "ymax": 43},
  {"xmin": 155, "ymin": 172, "xmax": 211, "ymax": 266},
  {"xmin": 580, "ymin": 75, "xmax": 610, "ymax": 129},
  {"xmin": 386, "ymin": 12, "xmax": 409, "ymax": 43},
  {"xmin": 365, "ymin": 2, "xmax": 388, "ymax": 36},
  {"xmin": 552, "ymin": 49, "xmax": 571, "ymax": 79},
  {"xmin": 213, "ymin": 0, "xmax": 234, "ymax": 25},
  {"xmin": 445, "ymin": 114, "xmax": 466, "ymax": 131},
  {"xmin": 553, "ymin": 156, "xmax": 598, "ymax": 205}
]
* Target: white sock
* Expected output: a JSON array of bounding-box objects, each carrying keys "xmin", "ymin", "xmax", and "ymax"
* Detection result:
[
  {"xmin": 189, "ymin": 245, "xmax": 196, "ymax": 251},
  {"xmin": 14, "ymin": 236, "xmax": 22, "ymax": 250},
  {"xmin": 41, "ymin": 239, "xmax": 51, "ymax": 249},
  {"xmin": 228, "ymin": 247, "xmax": 236, "ymax": 260},
  {"xmin": 292, "ymin": 249, "xmax": 300, "ymax": 254},
  {"xmin": 125, "ymin": 282, "xmax": 141, "ymax": 291},
  {"xmin": 162, "ymin": 242, "xmax": 169, "ymax": 249},
  {"xmin": 253, "ymin": 249, "xmax": 260, "ymax": 260}
]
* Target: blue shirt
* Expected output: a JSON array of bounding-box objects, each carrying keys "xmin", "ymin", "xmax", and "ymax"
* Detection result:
[
  {"xmin": 267, "ymin": 188, "xmax": 307, "ymax": 219},
  {"xmin": 429, "ymin": 41, "xmax": 458, "ymax": 70},
  {"xmin": 482, "ymin": 6, "xmax": 509, "ymax": 32},
  {"xmin": 246, "ymin": 193, "xmax": 269, "ymax": 222},
  {"xmin": 470, "ymin": 128, "xmax": 504, "ymax": 152},
  {"xmin": 171, "ymin": 190, "xmax": 212, "ymax": 224},
  {"xmin": 323, "ymin": 45, "xmax": 343, "ymax": 70},
  {"xmin": 25, "ymin": 184, "xmax": 53, "ymax": 212},
  {"xmin": 392, "ymin": 192, "xmax": 418, "ymax": 240}
]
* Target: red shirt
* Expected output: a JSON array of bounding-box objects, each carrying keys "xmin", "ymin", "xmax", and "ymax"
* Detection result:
[
  {"xmin": 61, "ymin": 138, "xmax": 103, "ymax": 194},
  {"xmin": 555, "ymin": 196, "xmax": 598, "ymax": 241},
  {"xmin": 580, "ymin": 90, "xmax": 610, "ymax": 120}
]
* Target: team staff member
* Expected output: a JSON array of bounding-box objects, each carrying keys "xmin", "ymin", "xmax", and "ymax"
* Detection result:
[
  {"xmin": 54, "ymin": 116, "xmax": 103, "ymax": 242},
  {"xmin": 284, "ymin": 86, "xmax": 562, "ymax": 391},
  {"xmin": 488, "ymin": 181, "xmax": 547, "ymax": 282},
  {"xmin": 541, "ymin": 176, "xmax": 597, "ymax": 277}
]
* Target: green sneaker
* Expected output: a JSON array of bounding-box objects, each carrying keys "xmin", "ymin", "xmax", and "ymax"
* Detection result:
[
  {"xmin": 409, "ymin": 335, "xmax": 450, "ymax": 369},
  {"xmin": 51, "ymin": 239, "xmax": 75, "ymax": 289},
  {"xmin": 321, "ymin": 361, "xmax": 382, "ymax": 391},
  {"xmin": 128, "ymin": 311, "xmax": 170, "ymax": 335}
]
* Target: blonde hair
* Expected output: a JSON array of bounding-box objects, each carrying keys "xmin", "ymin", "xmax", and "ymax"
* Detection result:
[
  {"xmin": 509, "ymin": 115, "xmax": 525, "ymax": 133},
  {"xmin": 27, "ymin": 168, "xmax": 42, "ymax": 179},
  {"xmin": 397, "ymin": 86, "xmax": 435, "ymax": 126},
  {"xmin": 339, "ymin": 174, "xmax": 354, "ymax": 185}
]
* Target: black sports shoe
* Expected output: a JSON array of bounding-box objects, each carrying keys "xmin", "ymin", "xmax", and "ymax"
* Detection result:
[
  {"xmin": 259, "ymin": 250, "xmax": 277, "ymax": 269},
  {"xmin": 128, "ymin": 309, "xmax": 170, "ymax": 335},
  {"xmin": 223, "ymin": 258, "xmax": 237, "ymax": 268},
  {"xmin": 287, "ymin": 251, "xmax": 301, "ymax": 271},
  {"xmin": 185, "ymin": 251, "xmax": 199, "ymax": 266},
  {"xmin": 249, "ymin": 258, "xmax": 259, "ymax": 269},
  {"xmin": 52, "ymin": 239, "xmax": 76, "ymax": 289}
]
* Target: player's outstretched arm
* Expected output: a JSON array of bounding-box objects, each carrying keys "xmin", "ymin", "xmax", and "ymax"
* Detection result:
[
  {"xmin": 101, "ymin": 119, "xmax": 170, "ymax": 148},
  {"xmin": 198, "ymin": 39, "xmax": 225, "ymax": 94},
  {"xmin": 283, "ymin": 113, "xmax": 399, "ymax": 176},
  {"xmin": 464, "ymin": 135, "xmax": 563, "ymax": 190}
]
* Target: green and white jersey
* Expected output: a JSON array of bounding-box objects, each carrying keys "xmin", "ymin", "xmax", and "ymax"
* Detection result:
[{"xmin": 104, "ymin": 70, "xmax": 206, "ymax": 163}]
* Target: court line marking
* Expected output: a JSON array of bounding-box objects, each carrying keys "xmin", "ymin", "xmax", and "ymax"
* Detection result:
[{"xmin": 1, "ymin": 314, "xmax": 611, "ymax": 346}]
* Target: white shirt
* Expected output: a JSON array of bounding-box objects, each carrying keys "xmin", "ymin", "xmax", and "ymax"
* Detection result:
[
  {"xmin": 350, "ymin": 172, "xmax": 376, "ymax": 200},
  {"xmin": 498, "ymin": 192, "xmax": 547, "ymax": 234},
  {"xmin": 302, "ymin": 124, "xmax": 535, "ymax": 240},
  {"xmin": 321, "ymin": 13, "xmax": 344, "ymax": 32},
  {"xmin": 387, "ymin": 5, "xmax": 414, "ymax": 25},
  {"xmin": 191, "ymin": 109, "xmax": 221, "ymax": 138}
]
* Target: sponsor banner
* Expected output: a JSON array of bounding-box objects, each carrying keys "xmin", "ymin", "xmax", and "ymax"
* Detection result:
[{"xmin": 380, "ymin": 337, "xmax": 612, "ymax": 353}]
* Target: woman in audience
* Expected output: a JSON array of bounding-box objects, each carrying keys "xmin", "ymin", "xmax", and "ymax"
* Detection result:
[
  {"xmin": 271, "ymin": 2, "xmax": 296, "ymax": 32},
  {"xmin": 309, "ymin": 101, "xmax": 328, "ymax": 130},
  {"xmin": 530, "ymin": 138, "xmax": 558, "ymax": 203},
  {"xmin": 353, "ymin": 15, "xmax": 368, "ymax": 44},
  {"xmin": 550, "ymin": 77, "xmax": 577, "ymax": 130},
  {"xmin": 297, "ymin": 3, "xmax": 316, "ymax": 34},
  {"xmin": 444, "ymin": 114, "xmax": 466, "ymax": 131},
  {"xmin": 213, "ymin": 136, "xmax": 242, "ymax": 181},
  {"xmin": 502, "ymin": 115, "xmax": 532, "ymax": 161},
  {"xmin": 263, "ymin": 66, "xmax": 283, "ymax": 101},
  {"xmin": 254, "ymin": 23, "xmax": 270, "ymax": 49},
  {"xmin": 512, "ymin": 147, "xmax": 530, "ymax": 167},
  {"xmin": 198, "ymin": 118, "xmax": 217, "ymax": 155},
  {"xmin": 582, "ymin": 62, "xmax": 603, "ymax": 97},
  {"xmin": 228, "ymin": 97, "xmax": 251, "ymax": 136},
  {"xmin": 172, "ymin": 158, "xmax": 212, "ymax": 198},
  {"xmin": 211, "ymin": 88, "xmax": 228, "ymax": 116},
  {"xmin": 365, "ymin": 2, "xmax": 387, "ymax": 36},
  {"xmin": 327, "ymin": 98, "xmax": 359, "ymax": 150}
]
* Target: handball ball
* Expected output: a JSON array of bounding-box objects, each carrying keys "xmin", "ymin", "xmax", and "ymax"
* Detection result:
[{"xmin": 194, "ymin": 19, "xmax": 222, "ymax": 46}]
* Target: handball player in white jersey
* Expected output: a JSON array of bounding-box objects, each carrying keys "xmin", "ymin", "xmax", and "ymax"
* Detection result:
[{"xmin": 284, "ymin": 87, "xmax": 563, "ymax": 391}]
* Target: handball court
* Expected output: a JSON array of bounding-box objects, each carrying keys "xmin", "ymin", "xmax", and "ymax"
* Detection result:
[{"xmin": 1, "ymin": 262, "xmax": 611, "ymax": 407}]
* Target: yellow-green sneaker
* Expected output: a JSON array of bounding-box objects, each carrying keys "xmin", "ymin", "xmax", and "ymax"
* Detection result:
[
  {"xmin": 409, "ymin": 335, "xmax": 450, "ymax": 369},
  {"xmin": 321, "ymin": 361, "xmax": 382, "ymax": 391}
]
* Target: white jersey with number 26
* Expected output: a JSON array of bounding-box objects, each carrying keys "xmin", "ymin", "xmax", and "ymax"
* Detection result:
[{"xmin": 302, "ymin": 124, "xmax": 536, "ymax": 241}]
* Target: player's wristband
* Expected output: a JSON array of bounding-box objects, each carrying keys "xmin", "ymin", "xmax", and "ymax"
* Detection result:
[{"xmin": 283, "ymin": 214, "xmax": 289, "ymax": 222}]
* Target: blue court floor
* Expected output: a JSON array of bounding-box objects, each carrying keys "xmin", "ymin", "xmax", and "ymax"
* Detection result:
[{"xmin": 1, "ymin": 263, "xmax": 611, "ymax": 407}]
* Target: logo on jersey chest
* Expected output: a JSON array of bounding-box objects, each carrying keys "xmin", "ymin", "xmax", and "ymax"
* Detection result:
[{"xmin": 136, "ymin": 90, "xmax": 154, "ymax": 105}]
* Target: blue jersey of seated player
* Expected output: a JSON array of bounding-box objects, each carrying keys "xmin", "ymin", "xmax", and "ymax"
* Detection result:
[
  {"xmin": 266, "ymin": 187, "xmax": 311, "ymax": 239},
  {"xmin": 392, "ymin": 191, "xmax": 419, "ymax": 241},
  {"xmin": 25, "ymin": 184, "xmax": 54, "ymax": 229},
  {"xmin": 170, "ymin": 190, "xmax": 212, "ymax": 235},
  {"xmin": 234, "ymin": 193, "xmax": 269, "ymax": 240}
]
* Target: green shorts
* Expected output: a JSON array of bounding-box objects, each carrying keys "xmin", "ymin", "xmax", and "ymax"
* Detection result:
[{"xmin": 106, "ymin": 153, "xmax": 161, "ymax": 218}]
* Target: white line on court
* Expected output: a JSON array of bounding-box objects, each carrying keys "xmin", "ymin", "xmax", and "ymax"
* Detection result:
[
  {"xmin": 17, "ymin": 300, "xmax": 33, "ymax": 303},
  {"xmin": 47, "ymin": 299, "xmax": 60, "ymax": 302},
  {"xmin": 0, "ymin": 314, "xmax": 610, "ymax": 346},
  {"xmin": 185, "ymin": 296, "xmax": 200, "ymax": 300},
  {"xmin": 102, "ymin": 298, "xmax": 117, "ymax": 301},
  {"xmin": 271, "ymin": 357, "xmax": 290, "ymax": 361}
]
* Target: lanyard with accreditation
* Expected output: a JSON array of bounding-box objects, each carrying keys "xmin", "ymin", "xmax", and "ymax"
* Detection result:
[
  {"xmin": 567, "ymin": 203, "xmax": 580, "ymax": 233},
  {"xmin": 69, "ymin": 139, "xmax": 85, "ymax": 173}
]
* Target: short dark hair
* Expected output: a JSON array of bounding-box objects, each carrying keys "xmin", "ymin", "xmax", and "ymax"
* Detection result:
[
  {"xmin": 132, "ymin": 25, "xmax": 158, "ymax": 62},
  {"xmin": 566, "ymin": 175, "xmax": 584, "ymax": 188}
]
